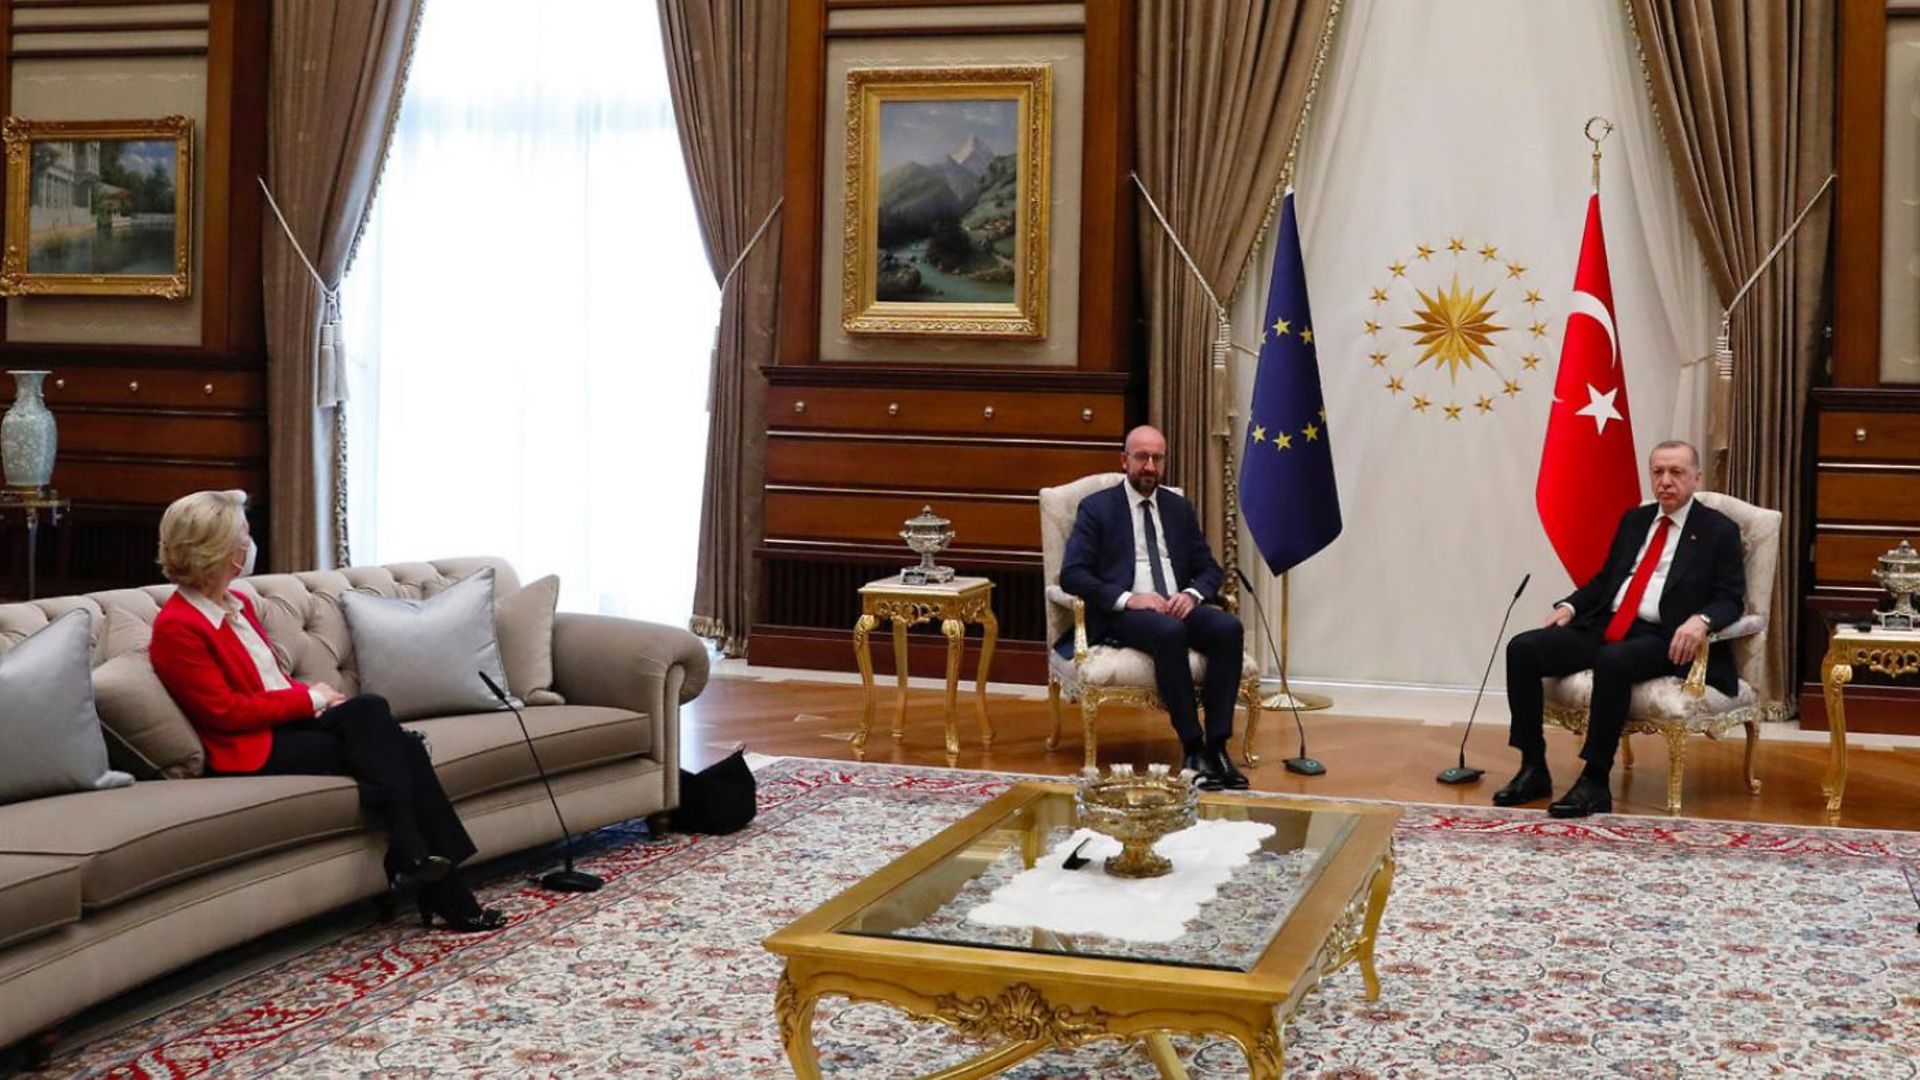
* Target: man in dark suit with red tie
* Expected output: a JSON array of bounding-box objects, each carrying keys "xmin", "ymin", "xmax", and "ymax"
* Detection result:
[
  {"xmin": 1498, "ymin": 440, "xmax": 1746, "ymax": 818},
  {"xmin": 1059, "ymin": 425, "xmax": 1247, "ymax": 791}
]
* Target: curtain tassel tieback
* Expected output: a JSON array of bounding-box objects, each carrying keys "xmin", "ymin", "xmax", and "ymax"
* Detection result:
[{"xmin": 1714, "ymin": 173, "xmax": 1835, "ymax": 382}]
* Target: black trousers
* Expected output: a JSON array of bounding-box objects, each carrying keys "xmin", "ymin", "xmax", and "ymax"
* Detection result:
[
  {"xmin": 1106, "ymin": 604, "xmax": 1244, "ymax": 744},
  {"xmin": 1505, "ymin": 619, "xmax": 1679, "ymax": 781},
  {"xmin": 249, "ymin": 694, "xmax": 475, "ymax": 877}
]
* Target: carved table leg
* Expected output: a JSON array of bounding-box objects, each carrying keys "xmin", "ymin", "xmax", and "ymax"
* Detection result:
[
  {"xmin": 941, "ymin": 618, "xmax": 965, "ymax": 765},
  {"xmin": 892, "ymin": 616, "xmax": 912, "ymax": 739},
  {"xmin": 1143, "ymin": 1032, "xmax": 1189, "ymax": 1078},
  {"xmin": 1358, "ymin": 849, "xmax": 1396, "ymax": 1002},
  {"xmin": 1820, "ymin": 647, "xmax": 1852, "ymax": 821},
  {"xmin": 975, "ymin": 609, "xmax": 999, "ymax": 749},
  {"xmin": 775, "ymin": 971, "xmax": 824, "ymax": 1080},
  {"xmin": 1242, "ymin": 1021, "xmax": 1286, "ymax": 1080},
  {"xmin": 852, "ymin": 614, "xmax": 879, "ymax": 761}
]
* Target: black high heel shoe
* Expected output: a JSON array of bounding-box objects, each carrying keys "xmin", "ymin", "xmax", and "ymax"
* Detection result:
[
  {"xmin": 389, "ymin": 854, "xmax": 453, "ymax": 892},
  {"xmin": 417, "ymin": 882, "xmax": 507, "ymax": 933}
]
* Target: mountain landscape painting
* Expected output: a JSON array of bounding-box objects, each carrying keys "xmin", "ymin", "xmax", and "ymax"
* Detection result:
[{"xmin": 873, "ymin": 98, "xmax": 1021, "ymax": 305}]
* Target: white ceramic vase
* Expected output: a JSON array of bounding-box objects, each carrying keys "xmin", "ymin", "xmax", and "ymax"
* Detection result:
[{"xmin": 2, "ymin": 370, "xmax": 57, "ymax": 492}]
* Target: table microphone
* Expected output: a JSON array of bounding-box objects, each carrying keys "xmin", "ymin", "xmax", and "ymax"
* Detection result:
[
  {"xmin": 1233, "ymin": 566, "xmax": 1324, "ymax": 776},
  {"xmin": 479, "ymin": 670, "xmax": 603, "ymax": 892},
  {"xmin": 1437, "ymin": 572, "xmax": 1529, "ymax": 785}
]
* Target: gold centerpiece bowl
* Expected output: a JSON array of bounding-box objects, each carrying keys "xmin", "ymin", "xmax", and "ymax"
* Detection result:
[{"xmin": 1073, "ymin": 763, "xmax": 1198, "ymax": 878}]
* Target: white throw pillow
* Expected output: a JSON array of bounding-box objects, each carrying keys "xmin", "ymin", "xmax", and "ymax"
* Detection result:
[
  {"xmin": 341, "ymin": 567, "xmax": 511, "ymax": 721},
  {"xmin": 496, "ymin": 573, "xmax": 563, "ymax": 706},
  {"xmin": 0, "ymin": 609, "xmax": 135, "ymax": 804}
]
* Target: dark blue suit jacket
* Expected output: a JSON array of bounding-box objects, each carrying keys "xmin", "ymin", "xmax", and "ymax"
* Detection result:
[{"xmin": 1058, "ymin": 483, "xmax": 1224, "ymax": 656}]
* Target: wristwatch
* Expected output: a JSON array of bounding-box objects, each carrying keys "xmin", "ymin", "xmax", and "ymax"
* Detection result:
[{"xmin": 1694, "ymin": 613, "xmax": 1713, "ymax": 629}]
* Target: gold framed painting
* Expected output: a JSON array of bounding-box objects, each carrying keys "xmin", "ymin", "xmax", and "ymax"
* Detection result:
[
  {"xmin": 842, "ymin": 65, "xmax": 1051, "ymax": 339},
  {"xmin": 1, "ymin": 115, "xmax": 193, "ymax": 298}
]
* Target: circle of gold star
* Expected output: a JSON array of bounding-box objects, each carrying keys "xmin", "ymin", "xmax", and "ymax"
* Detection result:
[{"xmin": 1363, "ymin": 235, "xmax": 1553, "ymax": 421}]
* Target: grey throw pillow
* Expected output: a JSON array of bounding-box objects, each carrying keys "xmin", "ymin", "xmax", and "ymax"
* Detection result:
[
  {"xmin": 0, "ymin": 608, "xmax": 135, "ymax": 804},
  {"xmin": 341, "ymin": 566, "xmax": 511, "ymax": 721},
  {"xmin": 496, "ymin": 573, "xmax": 563, "ymax": 707}
]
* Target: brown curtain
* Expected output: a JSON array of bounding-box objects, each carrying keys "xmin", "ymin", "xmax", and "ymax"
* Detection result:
[
  {"xmin": 1135, "ymin": 0, "xmax": 1336, "ymax": 548},
  {"xmin": 1628, "ymin": 0, "xmax": 1834, "ymax": 707},
  {"xmin": 658, "ymin": 0, "xmax": 786, "ymax": 656},
  {"xmin": 263, "ymin": 0, "xmax": 423, "ymax": 573}
]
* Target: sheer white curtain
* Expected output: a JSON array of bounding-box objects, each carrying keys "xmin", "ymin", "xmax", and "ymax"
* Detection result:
[{"xmin": 342, "ymin": 0, "xmax": 716, "ymax": 624}]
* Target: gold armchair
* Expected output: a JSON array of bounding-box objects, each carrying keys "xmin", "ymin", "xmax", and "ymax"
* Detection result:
[
  {"xmin": 1038, "ymin": 473, "xmax": 1263, "ymax": 769},
  {"xmin": 1542, "ymin": 491, "xmax": 1782, "ymax": 815}
]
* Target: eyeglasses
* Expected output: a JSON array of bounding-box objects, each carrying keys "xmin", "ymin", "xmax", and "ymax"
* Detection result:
[{"xmin": 1127, "ymin": 452, "xmax": 1166, "ymax": 465}]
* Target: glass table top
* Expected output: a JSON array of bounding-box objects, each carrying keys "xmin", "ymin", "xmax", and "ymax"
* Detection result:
[{"xmin": 834, "ymin": 788, "xmax": 1362, "ymax": 972}]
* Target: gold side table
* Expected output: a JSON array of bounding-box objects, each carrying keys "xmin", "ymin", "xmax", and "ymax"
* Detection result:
[
  {"xmin": 852, "ymin": 575, "xmax": 997, "ymax": 766},
  {"xmin": 1818, "ymin": 624, "xmax": 1920, "ymax": 820}
]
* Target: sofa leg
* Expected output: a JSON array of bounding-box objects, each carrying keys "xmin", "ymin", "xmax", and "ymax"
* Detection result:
[
  {"xmin": 17, "ymin": 1028, "xmax": 58, "ymax": 1071},
  {"xmin": 372, "ymin": 892, "xmax": 400, "ymax": 923},
  {"xmin": 646, "ymin": 811, "xmax": 674, "ymax": 837}
]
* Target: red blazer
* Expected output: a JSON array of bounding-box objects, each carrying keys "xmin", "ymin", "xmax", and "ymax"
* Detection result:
[{"xmin": 150, "ymin": 590, "xmax": 316, "ymax": 774}]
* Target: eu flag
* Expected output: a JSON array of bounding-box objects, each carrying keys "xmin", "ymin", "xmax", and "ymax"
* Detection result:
[{"xmin": 1240, "ymin": 190, "xmax": 1341, "ymax": 575}]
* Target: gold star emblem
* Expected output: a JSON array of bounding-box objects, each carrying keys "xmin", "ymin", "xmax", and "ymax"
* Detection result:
[
  {"xmin": 1415, "ymin": 243, "xmax": 1435, "ymax": 261},
  {"xmin": 1401, "ymin": 273, "xmax": 1506, "ymax": 382},
  {"xmin": 1523, "ymin": 288, "xmax": 1544, "ymax": 306},
  {"xmin": 1447, "ymin": 237, "xmax": 1466, "ymax": 253},
  {"xmin": 1502, "ymin": 379, "xmax": 1521, "ymax": 397},
  {"xmin": 1476, "ymin": 395, "xmax": 1495, "ymax": 414},
  {"xmin": 1388, "ymin": 260, "xmax": 1408, "ymax": 278},
  {"xmin": 1522, "ymin": 353, "xmax": 1540, "ymax": 370},
  {"xmin": 1412, "ymin": 395, "xmax": 1431, "ymax": 413},
  {"xmin": 1370, "ymin": 286, "xmax": 1389, "ymax": 304},
  {"xmin": 1386, "ymin": 375, "xmax": 1405, "ymax": 394},
  {"xmin": 1529, "ymin": 319, "xmax": 1548, "ymax": 338},
  {"xmin": 1300, "ymin": 328, "xmax": 1314, "ymax": 345},
  {"xmin": 1369, "ymin": 350, "xmax": 1388, "ymax": 367},
  {"xmin": 1260, "ymin": 330, "xmax": 1268, "ymax": 345},
  {"xmin": 1318, "ymin": 407, "xmax": 1327, "ymax": 421},
  {"xmin": 1364, "ymin": 319, "xmax": 1381, "ymax": 336},
  {"xmin": 1479, "ymin": 243, "xmax": 1499, "ymax": 261},
  {"xmin": 1444, "ymin": 403, "xmax": 1463, "ymax": 420},
  {"xmin": 1506, "ymin": 261, "xmax": 1526, "ymax": 279},
  {"xmin": 1275, "ymin": 432, "xmax": 1293, "ymax": 450},
  {"xmin": 1273, "ymin": 317, "xmax": 1291, "ymax": 337},
  {"xmin": 1252, "ymin": 424, "xmax": 1267, "ymax": 443},
  {"xmin": 1303, "ymin": 422, "xmax": 1321, "ymax": 441}
]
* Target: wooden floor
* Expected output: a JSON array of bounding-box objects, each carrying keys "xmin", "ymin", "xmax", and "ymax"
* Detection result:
[{"xmin": 682, "ymin": 672, "xmax": 1920, "ymax": 832}]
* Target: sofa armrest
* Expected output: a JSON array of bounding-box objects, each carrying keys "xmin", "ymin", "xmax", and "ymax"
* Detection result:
[{"xmin": 550, "ymin": 613, "xmax": 709, "ymax": 807}]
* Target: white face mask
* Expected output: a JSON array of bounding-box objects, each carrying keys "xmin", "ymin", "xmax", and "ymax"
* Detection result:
[{"xmin": 237, "ymin": 537, "xmax": 257, "ymax": 578}]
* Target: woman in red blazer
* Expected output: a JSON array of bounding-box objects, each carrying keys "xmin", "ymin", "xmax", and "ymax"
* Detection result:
[{"xmin": 150, "ymin": 490, "xmax": 503, "ymax": 933}]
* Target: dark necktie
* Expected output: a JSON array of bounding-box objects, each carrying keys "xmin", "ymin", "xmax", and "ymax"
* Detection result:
[
  {"xmin": 1605, "ymin": 516, "xmax": 1671, "ymax": 643},
  {"xmin": 1141, "ymin": 500, "xmax": 1170, "ymax": 597}
]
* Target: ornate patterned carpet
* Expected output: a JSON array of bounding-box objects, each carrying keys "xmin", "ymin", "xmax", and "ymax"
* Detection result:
[{"xmin": 48, "ymin": 760, "xmax": 1920, "ymax": 1078}]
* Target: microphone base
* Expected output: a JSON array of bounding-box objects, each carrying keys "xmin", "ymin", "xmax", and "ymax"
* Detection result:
[
  {"xmin": 1436, "ymin": 765, "xmax": 1485, "ymax": 785},
  {"xmin": 1283, "ymin": 756, "xmax": 1326, "ymax": 776},
  {"xmin": 537, "ymin": 869, "xmax": 604, "ymax": 893}
]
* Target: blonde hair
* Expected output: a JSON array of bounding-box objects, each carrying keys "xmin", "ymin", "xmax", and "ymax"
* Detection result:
[{"xmin": 158, "ymin": 489, "xmax": 249, "ymax": 588}]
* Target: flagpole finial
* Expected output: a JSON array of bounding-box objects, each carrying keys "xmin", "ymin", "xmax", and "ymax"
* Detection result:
[{"xmin": 1584, "ymin": 116, "xmax": 1615, "ymax": 192}]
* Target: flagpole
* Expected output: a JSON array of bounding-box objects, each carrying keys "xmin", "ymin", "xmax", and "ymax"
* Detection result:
[{"xmin": 1264, "ymin": 571, "xmax": 1333, "ymax": 711}]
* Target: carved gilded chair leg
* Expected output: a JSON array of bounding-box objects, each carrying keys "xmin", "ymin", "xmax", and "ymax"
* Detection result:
[
  {"xmin": 1046, "ymin": 679, "xmax": 1064, "ymax": 750},
  {"xmin": 1621, "ymin": 735, "xmax": 1635, "ymax": 769},
  {"xmin": 1660, "ymin": 727, "xmax": 1688, "ymax": 816},
  {"xmin": 1743, "ymin": 720, "xmax": 1762, "ymax": 795},
  {"xmin": 1239, "ymin": 678, "xmax": 1262, "ymax": 767},
  {"xmin": 1082, "ymin": 693, "xmax": 1101, "ymax": 770}
]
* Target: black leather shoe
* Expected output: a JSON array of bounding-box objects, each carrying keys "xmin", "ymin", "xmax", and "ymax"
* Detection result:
[
  {"xmin": 1491, "ymin": 763, "xmax": 1553, "ymax": 807},
  {"xmin": 389, "ymin": 854, "xmax": 453, "ymax": 892},
  {"xmin": 418, "ymin": 881, "xmax": 507, "ymax": 933},
  {"xmin": 1180, "ymin": 750, "xmax": 1225, "ymax": 791},
  {"xmin": 1548, "ymin": 775, "xmax": 1613, "ymax": 819},
  {"xmin": 1210, "ymin": 746, "xmax": 1250, "ymax": 790}
]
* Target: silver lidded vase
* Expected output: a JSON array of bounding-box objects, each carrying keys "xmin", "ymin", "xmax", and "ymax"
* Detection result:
[
  {"xmin": 899, "ymin": 505, "xmax": 956, "ymax": 585},
  {"xmin": 1872, "ymin": 540, "xmax": 1920, "ymax": 631},
  {"xmin": 2, "ymin": 370, "xmax": 57, "ymax": 493}
]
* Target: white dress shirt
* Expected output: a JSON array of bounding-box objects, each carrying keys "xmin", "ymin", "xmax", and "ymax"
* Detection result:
[
  {"xmin": 1609, "ymin": 498, "xmax": 1692, "ymax": 623},
  {"xmin": 1113, "ymin": 483, "xmax": 1206, "ymax": 611},
  {"xmin": 180, "ymin": 587, "xmax": 327, "ymax": 713}
]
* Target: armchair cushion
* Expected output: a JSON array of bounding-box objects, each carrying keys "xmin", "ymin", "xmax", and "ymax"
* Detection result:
[
  {"xmin": 1051, "ymin": 644, "xmax": 1258, "ymax": 690},
  {"xmin": 1545, "ymin": 670, "xmax": 1757, "ymax": 723}
]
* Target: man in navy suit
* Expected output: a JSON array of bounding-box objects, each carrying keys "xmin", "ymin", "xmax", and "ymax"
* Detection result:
[
  {"xmin": 1059, "ymin": 425, "xmax": 1247, "ymax": 790},
  {"xmin": 1499, "ymin": 440, "xmax": 1746, "ymax": 818}
]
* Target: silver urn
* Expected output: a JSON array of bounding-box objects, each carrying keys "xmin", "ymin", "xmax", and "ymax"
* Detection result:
[
  {"xmin": 1872, "ymin": 540, "xmax": 1920, "ymax": 631},
  {"xmin": 899, "ymin": 505, "xmax": 956, "ymax": 585}
]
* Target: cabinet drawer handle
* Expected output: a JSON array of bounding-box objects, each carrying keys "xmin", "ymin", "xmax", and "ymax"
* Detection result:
[
  {"xmin": 204, "ymin": 383, "xmax": 215, "ymax": 396},
  {"xmin": 982, "ymin": 405, "xmax": 994, "ymax": 420},
  {"xmin": 793, "ymin": 400, "xmax": 806, "ymax": 414},
  {"xmin": 1081, "ymin": 407, "xmax": 1094, "ymax": 422},
  {"xmin": 888, "ymin": 402, "xmax": 900, "ymax": 416},
  {"xmin": 53, "ymin": 378, "xmax": 64, "ymax": 391},
  {"xmin": 1855, "ymin": 427, "xmax": 1868, "ymax": 443},
  {"xmin": 128, "ymin": 380, "xmax": 140, "ymax": 394}
]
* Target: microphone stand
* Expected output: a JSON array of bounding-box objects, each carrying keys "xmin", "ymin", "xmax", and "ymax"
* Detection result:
[
  {"xmin": 1438, "ymin": 573, "xmax": 1530, "ymax": 785},
  {"xmin": 1234, "ymin": 567, "xmax": 1324, "ymax": 776},
  {"xmin": 480, "ymin": 670, "xmax": 603, "ymax": 892}
]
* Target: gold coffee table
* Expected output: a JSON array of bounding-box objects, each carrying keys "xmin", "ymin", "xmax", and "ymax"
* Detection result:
[
  {"xmin": 764, "ymin": 782, "xmax": 1400, "ymax": 1079},
  {"xmin": 1819, "ymin": 624, "xmax": 1920, "ymax": 819},
  {"xmin": 852, "ymin": 575, "xmax": 998, "ymax": 765}
]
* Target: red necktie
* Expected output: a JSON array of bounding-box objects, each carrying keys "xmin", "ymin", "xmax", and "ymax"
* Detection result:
[{"xmin": 1604, "ymin": 516, "xmax": 1671, "ymax": 643}]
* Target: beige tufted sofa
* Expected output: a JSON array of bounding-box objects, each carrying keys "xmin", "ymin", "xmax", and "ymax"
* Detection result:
[{"xmin": 0, "ymin": 557, "xmax": 707, "ymax": 1057}]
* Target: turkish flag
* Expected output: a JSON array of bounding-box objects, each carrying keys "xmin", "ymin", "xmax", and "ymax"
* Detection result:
[{"xmin": 1536, "ymin": 194, "xmax": 1641, "ymax": 585}]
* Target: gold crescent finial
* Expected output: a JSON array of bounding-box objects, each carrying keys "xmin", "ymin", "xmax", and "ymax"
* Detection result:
[{"xmin": 1585, "ymin": 116, "xmax": 1615, "ymax": 191}]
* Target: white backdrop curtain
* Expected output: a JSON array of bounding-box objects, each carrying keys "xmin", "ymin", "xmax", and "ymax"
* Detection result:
[
  {"xmin": 1228, "ymin": 0, "xmax": 1719, "ymax": 690},
  {"xmin": 341, "ymin": 0, "xmax": 717, "ymax": 624}
]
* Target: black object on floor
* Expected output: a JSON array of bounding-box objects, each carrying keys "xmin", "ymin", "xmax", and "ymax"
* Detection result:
[{"xmin": 670, "ymin": 748, "xmax": 758, "ymax": 835}]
